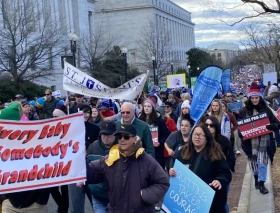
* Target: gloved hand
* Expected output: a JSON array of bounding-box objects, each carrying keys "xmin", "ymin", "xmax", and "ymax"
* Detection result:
[{"xmin": 266, "ymin": 123, "xmax": 279, "ymax": 131}]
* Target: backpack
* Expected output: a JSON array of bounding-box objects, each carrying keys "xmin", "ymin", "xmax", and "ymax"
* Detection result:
[{"xmin": 272, "ymin": 97, "xmax": 280, "ymax": 111}]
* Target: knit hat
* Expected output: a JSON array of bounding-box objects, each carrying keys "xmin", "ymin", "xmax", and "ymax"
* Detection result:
[
  {"xmin": 100, "ymin": 99, "xmax": 110, "ymax": 109},
  {"xmin": 56, "ymin": 100, "xmax": 65, "ymax": 108},
  {"xmin": 181, "ymin": 100, "xmax": 190, "ymax": 109},
  {"xmin": 145, "ymin": 98, "xmax": 156, "ymax": 109},
  {"xmin": 0, "ymin": 102, "xmax": 21, "ymax": 121},
  {"xmin": 29, "ymin": 100, "xmax": 36, "ymax": 107},
  {"xmin": 53, "ymin": 109, "xmax": 66, "ymax": 117},
  {"xmin": 247, "ymin": 82, "xmax": 262, "ymax": 97},
  {"xmin": 36, "ymin": 97, "xmax": 45, "ymax": 108}
]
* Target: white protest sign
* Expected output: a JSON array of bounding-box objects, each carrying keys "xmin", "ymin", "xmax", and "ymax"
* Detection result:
[
  {"xmin": 63, "ymin": 61, "xmax": 148, "ymax": 100},
  {"xmin": 0, "ymin": 113, "xmax": 86, "ymax": 194},
  {"xmin": 52, "ymin": 90, "xmax": 61, "ymax": 98}
]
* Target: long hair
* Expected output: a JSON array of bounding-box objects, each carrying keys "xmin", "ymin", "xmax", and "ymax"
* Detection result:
[
  {"xmin": 138, "ymin": 104, "xmax": 158, "ymax": 124},
  {"xmin": 181, "ymin": 124, "xmax": 225, "ymax": 162},
  {"xmin": 245, "ymin": 96, "xmax": 267, "ymax": 116},
  {"xmin": 209, "ymin": 99, "xmax": 225, "ymax": 123},
  {"xmin": 204, "ymin": 116, "xmax": 221, "ymax": 140},
  {"xmin": 221, "ymin": 100, "xmax": 229, "ymax": 113},
  {"xmin": 91, "ymin": 106, "xmax": 103, "ymax": 122}
]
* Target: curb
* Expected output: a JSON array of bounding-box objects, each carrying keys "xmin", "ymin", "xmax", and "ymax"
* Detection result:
[
  {"xmin": 249, "ymin": 162, "xmax": 275, "ymax": 213},
  {"xmin": 237, "ymin": 161, "xmax": 275, "ymax": 213},
  {"xmin": 237, "ymin": 163, "xmax": 251, "ymax": 213}
]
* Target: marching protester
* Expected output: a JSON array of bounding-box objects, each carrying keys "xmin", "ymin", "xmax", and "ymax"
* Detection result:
[
  {"xmin": 164, "ymin": 101, "xmax": 178, "ymax": 123},
  {"xmin": 239, "ymin": 82, "xmax": 280, "ymax": 194},
  {"xmin": 99, "ymin": 99, "xmax": 116, "ymax": 118},
  {"xmin": 164, "ymin": 115, "xmax": 194, "ymax": 171},
  {"xmin": 221, "ymin": 101, "xmax": 238, "ymax": 150},
  {"xmin": 208, "ymin": 99, "xmax": 231, "ymax": 139},
  {"xmin": 175, "ymin": 93, "xmax": 191, "ymax": 116},
  {"xmin": 169, "ymin": 124, "xmax": 232, "ymax": 213},
  {"xmin": 87, "ymin": 121, "xmax": 118, "ymax": 213},
  {"xmin": 138, "ymin": 98, "xmax": 171, "ymax": 169},
  {"xmin": 91, "ymin": 106, "xmax": 103, "ymax": 127},
  {"xmin": 21, "ymin": 101, "xmax": 39, "ymax": 121},
  {"xmin": 43, "ymin": 89, "xmax": 58, "ymax": 119},
  {"xmin": 176, "ymin": 100, "xmax": 191, "ymax": 130},
  {"xmin": 68, "ymin": 103, "xmax": 100, "ymax": 213},
  {"xmin": 0, "ymin": 102, "xmax": 51, "ymax": 213},
  {"xmin": 69, "ymin": 93, "xmax": 84, "ymax": 114},
  {"xmin": 82, "ymin": 124, "xmax": 170, "ymax": 213},
  {"xmin": 115, "ymin": 102, "xmax": 155, "ymax": 157}
]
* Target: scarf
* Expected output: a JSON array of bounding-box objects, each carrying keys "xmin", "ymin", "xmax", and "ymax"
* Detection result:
[{"xmin": 249, "ymin": 109, "xmax": 270, "ymax": 173}]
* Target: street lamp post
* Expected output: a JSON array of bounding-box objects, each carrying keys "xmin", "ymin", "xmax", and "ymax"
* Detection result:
[
  {"xmin": 171, "ymin": 62, "xmax": 174, "ymax": 74},
  {"xmin": 121, "ymin": 47, "xmax": 128, "ymax": 82},
  {"xmin": 187, "ymin": 65, "xmax": 191, "ymax": 88},
  {"xmin": 69, "ymin": 33, "xmax": 78, "ymax": 67},
  {"xmin": 151, "ymin": 56, "xmax": 157, "ymax": 85}
]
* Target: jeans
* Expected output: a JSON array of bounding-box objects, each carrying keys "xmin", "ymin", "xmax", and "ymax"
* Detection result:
[
  {"xmin": 92, "ymin": 196, "xmax": 107, "ymax": 213},
  {"xmin": 274, "ymin": 129, "xmax": 280, "ymax": 145},
  {"xmin": 68, "ymin": 183, "xmax": 93, "ymax": 213},
  {"xmin": 225, "ymin": 184, "xmax": 230, "ymax": 213},
  {"xmin": 253, "ymin": 153, "xmax": 268, "ymax": 181}
]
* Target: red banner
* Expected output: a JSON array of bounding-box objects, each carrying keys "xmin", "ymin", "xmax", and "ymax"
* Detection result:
[{"xmin": 237, "ymin": 112, "xmax": 272, "ymax": 140}]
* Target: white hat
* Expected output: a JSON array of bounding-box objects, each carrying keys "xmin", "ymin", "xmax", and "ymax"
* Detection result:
[
  {"xmin": 181, "ymin": 100, "xmax": 190, "ymax": 109},
  {"xmin": 53, "ymin": 109, "xmax": 66, "ymax": 117}
]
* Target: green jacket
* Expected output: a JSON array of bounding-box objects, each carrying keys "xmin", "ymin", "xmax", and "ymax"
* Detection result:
[
  {"xmin": 116, "ymin": 118, "xmax": 155, "ymax": 158},
  {"xmin": 43, "ymin": 96, "xmax": 58, "ymax": 118}
]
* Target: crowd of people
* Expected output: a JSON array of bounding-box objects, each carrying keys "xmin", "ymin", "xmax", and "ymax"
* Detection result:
[{"xmin": 0, "ymin": 80, "xmax": 279, "ymax": 213}]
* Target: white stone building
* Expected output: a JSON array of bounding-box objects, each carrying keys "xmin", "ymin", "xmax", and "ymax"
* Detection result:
[
  {"xmin": 207, "ymin": 42, "xmax": 241, "ymax": 66},
  {"xmin": 94, "ymin": 0, "xmax": 195, "ymax": 75}
]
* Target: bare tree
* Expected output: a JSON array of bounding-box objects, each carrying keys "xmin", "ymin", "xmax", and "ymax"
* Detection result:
[
  {"xmin": 79, "ymin": 23, "xmax": 119, "ymax": 76},
  {"xmin": 137, "ymin": 20, "xmax": 171, "ymax": 80},
  {"xmin": 0, "ymin": 0, "xmax": 64, "ymax": 91},
  {"xmin": 240, "ymin": 23, "xmax": 280, "ymax": 72},
  {"xmin": 207, "ymin": 0, "xmax": 280, "ymax": 26}
]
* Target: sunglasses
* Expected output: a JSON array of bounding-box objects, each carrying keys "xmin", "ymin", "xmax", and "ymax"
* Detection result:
[
  {"xmin": 121, "ymin": 111, "xmax": 131, "ymax": 115},
  {"xmin": 117, "ymin": 134, "xmax": 133, "ymax": 140},
  {"xmin": 165, "ymin": 105, "xmax": 170, "ymax": 108},
  {"xmin": 205, "ymin": 123, "xmax": 214, "ymax": 128},
  {"xmin": 45, "ymin": 94, "xmax": 51, "ymax": 96}
]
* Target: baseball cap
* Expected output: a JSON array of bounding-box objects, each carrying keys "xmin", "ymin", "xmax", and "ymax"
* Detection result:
[
  {"xmin": 114, "ymin": 124, "xmax": 136, "ymax": 136},
  {"xmin": 14, "ymin": 94, "xmax": 23, "ymax": 99},
  {"xmin": 100, "ymin": 121, "xmax": 116, "ymax": 135}
]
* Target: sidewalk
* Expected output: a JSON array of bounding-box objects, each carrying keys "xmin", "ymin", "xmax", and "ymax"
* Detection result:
[{"xmin": 237, "ymin": 161, "xmax": 275, "ymax": 213}]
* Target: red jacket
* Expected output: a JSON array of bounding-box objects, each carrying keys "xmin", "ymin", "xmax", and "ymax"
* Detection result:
[
  {"xmin": 100, "ymin": 109, "xmax": 115, "ymax": 118},
  {"xmin": 164, "ymin": 117, "xmax": 177, "ymax": 157}
]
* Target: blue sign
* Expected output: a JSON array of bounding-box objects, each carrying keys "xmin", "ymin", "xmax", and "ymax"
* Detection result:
[
  {"xmin": 227, "ymin": 102, "xmax": 243, "ymax": 112},
  {"xmin": 162, "ymin": 160, "xmax": 215, "ymax": 213},
  {"xmin": 190, "ymin": 66, "xmax": 223, "ymax": 123},
  {"xmin": 221, "ymin": 69, "xmax": 231, "ymax": 93}
]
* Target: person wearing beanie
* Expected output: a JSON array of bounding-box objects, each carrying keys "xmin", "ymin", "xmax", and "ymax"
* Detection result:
[
  {"xmin": 175, "ymin": 93, "xmax": 192, "ymax": 116},
  {"xmin": 176, "ymin": 100, "xmax": 191, "ymax": 130},
  {"xmin": 1, "ymin": 103, "xmax": 50, "ymax": 213},
  {"xmin": 99, "ymin": 99, "xmax": 116, "ymax": 118},
  {"xmin": 138, "ymin": 98, "xmax": 171, "ymax": 173},
  {"xmin": 239, "ymin": 81, "xmax": 280, "ymax": 195}
]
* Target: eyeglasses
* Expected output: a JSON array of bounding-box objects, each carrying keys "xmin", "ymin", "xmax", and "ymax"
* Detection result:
[
  {"xmin": 117, "ymin": 134, "xmax": 133, "ymax": 140},
  {"xmin": 226, "ymin": 95, "xmax": 232, "ymax": 98},
  {"xmin": 192, "ymin": 133, "xmax": 206, "ymax": 138},
  {"xmin": 205, "ymin": 123, "xmax": 214, "ymax": 128},
  {"xmin": 121, "ymin": 111, "xmax": 131, "ymax": 115},
  {"xmin": 45, "ymin": 94, "xmax": 51, "ymax": 96}
]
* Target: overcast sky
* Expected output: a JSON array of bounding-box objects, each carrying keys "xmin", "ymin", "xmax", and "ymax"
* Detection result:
[{"xmin": 174, "ymin": 0, "xmax": 277, "ymax": 49}]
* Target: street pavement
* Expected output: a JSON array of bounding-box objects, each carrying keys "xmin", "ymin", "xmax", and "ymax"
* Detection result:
[{"xmin": 228, "ymin": 153, "xmax": 247, "ymax": 212}]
